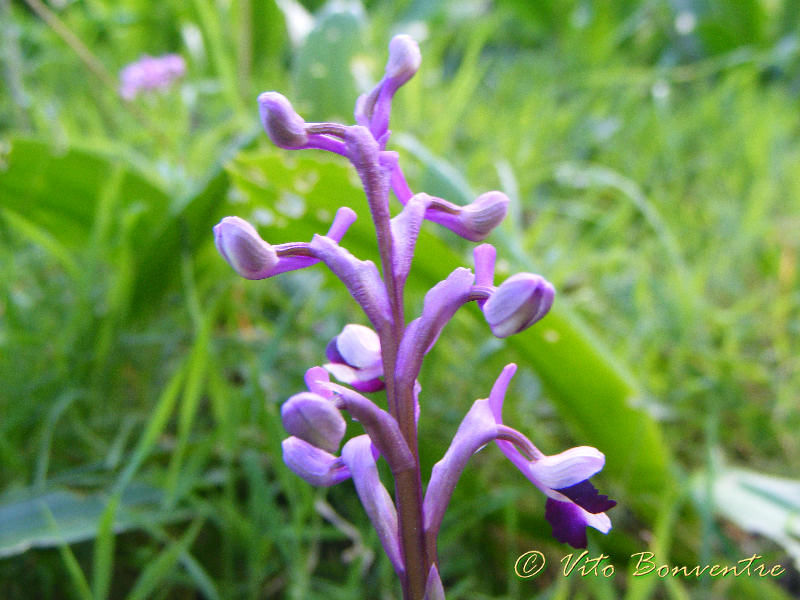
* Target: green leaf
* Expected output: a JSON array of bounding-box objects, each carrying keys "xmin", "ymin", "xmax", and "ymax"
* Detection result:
[
  {"xmin": 0, "ymin": 483, "xmax": 186, "ymax": 559},
  {"xmin": 0, "ymin": 136, "xmax": 251, "ymax": 321},
  {"xmin": 0, "ymin": 138, "xmax": 170, "ymax": 252}
]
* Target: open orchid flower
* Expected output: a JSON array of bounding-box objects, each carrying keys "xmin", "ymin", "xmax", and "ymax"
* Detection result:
[
  {"xmin": 215, "ymin": 34, "xmax": 615, "ymax": 600},
  {"xmin": 325, "ymin": 324, "xmax": 385, "ymax": 392},
  {"xmin": 488, "ymin": 365, "xmax": 616, "ymax": 548}
]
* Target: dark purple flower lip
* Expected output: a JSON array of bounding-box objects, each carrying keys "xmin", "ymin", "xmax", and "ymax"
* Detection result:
[{"xmin": 555, "ymin": 480, "xmax": 617, "ymax": 514}]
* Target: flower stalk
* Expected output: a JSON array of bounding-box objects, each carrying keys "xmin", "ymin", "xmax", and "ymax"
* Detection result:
[{"xmin": 215, "ymin": 35, "xmax": 615, "ymax": 600}]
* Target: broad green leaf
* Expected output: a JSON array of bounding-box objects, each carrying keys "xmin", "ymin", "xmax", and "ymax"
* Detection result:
[
  {"xmin": 0, "ymin": 136, "xmax": 250, "ymax": 321},
  {"xmin": 0, "ymin": 483, "xmax": 186, "ymax": 559},
  {"xmin": 0, "ymin": 138, "xmax": 170, "ymax": 251}
]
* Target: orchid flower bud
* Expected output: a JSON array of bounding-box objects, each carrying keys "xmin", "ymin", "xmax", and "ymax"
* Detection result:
[
  {"xmin": 325, "ymin": 324, "xmax": 384, "ymax": 392},
  {"xmin": 422, "ymin": 191, "xmax": 509, "ymax": 241},
  {"xmin": 483, "ymin": 273, "xmax": 555, "ymax": 338},
  {"xmin": 456, "ymin": 191, "xmax": 509, "ymax": 241},
  {"xmin": 385, "ymin": 34, "xmax": 421, "ymax": 87},
  {"xmin": 258, "ymin": 91, "xmax": 308, "ymax": 149},
  {"xmin": 461, "ymin": 191, "xmax": 509, "ymax": 235},
  {"xmin": 213, "ymin": 216, "xmax": 278, "ymax": 279},
  {"xmin": 281, "ymin": 392, "xmax": 346, "ymax": 454},
  {"xmin": 281, "ymin": 436, "xmax": 351, "ymax": 487},
  {"xmin": 423, "ymin": 565, "xmax": 445, "ymax": 600}
]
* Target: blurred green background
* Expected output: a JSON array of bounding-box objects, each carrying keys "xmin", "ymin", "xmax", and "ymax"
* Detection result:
[{"xmin": 1, "ymin": 0, "xmax": 799, "ymax": 598}]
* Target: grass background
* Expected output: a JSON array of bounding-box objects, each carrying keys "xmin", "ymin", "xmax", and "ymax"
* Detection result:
[{"xmin": 1, "ymin": 0, "xmax": 799, "ymax": 598}]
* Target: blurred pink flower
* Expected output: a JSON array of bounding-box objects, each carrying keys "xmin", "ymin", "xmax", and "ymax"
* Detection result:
[{"xmin": 119, "ymin": 54, "xmax": 185, "ymax": 100}]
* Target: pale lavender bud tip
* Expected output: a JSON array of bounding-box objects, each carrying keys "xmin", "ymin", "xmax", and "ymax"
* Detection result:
[
  {"xmin": 281, "ymin": 392, "xmax": 346, "ymax": 454},
  {"xmin": 258, "ymin": 91, "xmax": 308, "ymax": 149},
  {"xmin": 385, "ymin": 34, "xmax": 421, "ymax": 85},
  {"xmin": 483, "ymin": 273, "xmax": 555, "ymax": 338},
  {"xmin": 213, "ymin": 216, "xmax": 279, "ymax": 279},
  {"xmin": 459, "ymin": 191, "xmax": 509, "ymax": 240},
  {"xmin": 423, "ymin": 564, "xmax": 446, "ymax": 600}
]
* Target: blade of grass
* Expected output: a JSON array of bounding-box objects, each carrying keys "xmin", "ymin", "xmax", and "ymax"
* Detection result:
[
  {"xmin": 124, "ymin": 518, "xmax": 205, "ymax": 600},
  {"xmin": 42, "ymin": 503, "xmax": 93, "ymax": 600},
  {"xmin": 92, "ymin": 494, "xmax": 120, "ymax": 600},
  {"xmin": 34, "ymin": 390, "xmax": 81, "ymax": 489},
  {"xmin": 112, "ymin": 361, "xmax": 187, "ymax": 497},
  {"xmin": 145, "ymin": 522, "xmax": 222, "ymax": 600},
  {"xmin": 0, "ymin": 208, "xmax": 80, "ymax": 280}
]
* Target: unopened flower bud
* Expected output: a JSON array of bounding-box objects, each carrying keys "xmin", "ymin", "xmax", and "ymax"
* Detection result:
[
  {"xmin": 458, "ymin": 191, "xmax": 509, "ymax": 241},
  {"xmin": 385, "ymin": 35, "xmax": 421, "ymax": 86},
  {"xmin": 282, "ymin": 436, "xmax": 350, "ymax": 487},
  {"xmin": 483, "ymin": 273, "xmax": 555, "ymax": 338},
  {"xmin": 281, "ymin": 392, "xmax": 346, "ymax": 453},
  {"xmin": 214, "ymin": 216, "xmax": 279, "ymax": 279},
  {"xmin": 258, "ymin": 91, "xmax": 308, "ymax": 149}
]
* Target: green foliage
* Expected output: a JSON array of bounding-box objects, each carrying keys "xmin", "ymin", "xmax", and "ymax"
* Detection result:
[{"xmin": 2, "ymin": 0, "xmax": 800, "ymax": 598}]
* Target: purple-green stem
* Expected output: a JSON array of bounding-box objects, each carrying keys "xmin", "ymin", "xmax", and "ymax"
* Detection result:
[{"xmin": 351, "ymin": 144, "xmax": 430, "ymax": 600}]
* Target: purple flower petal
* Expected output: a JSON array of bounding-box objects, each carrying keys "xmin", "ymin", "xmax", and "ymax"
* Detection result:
[
  {"xmin": 526, "ymin": 446, "xmax": 605, "ymax": 490},
  {"xmin": 309, "ymin": 235, "xmax": 393, "ymax": 336},
  {"xmin": 545, "ymin": 498, "xmax": 589, "ymax": 549},
  {"xmin": 423, "ymin": 564, "xmax": 445, "ymax": 600},
  {"xmin": 119, "ymin": 54, "xmax": 185, "ymax": 100},
  {"xmin": 424, "ymin": 192, "xmax": 509, "ymax": 242},
  {"xmin": 396, "ymin": 268, "xmax": 475, "ymax": 385},
  {"xmin": 213, "ymin": 217, "xmax": 279, "ymax": 279},
  {"xmin": 555, "ymin": 480, "xmax": 617, "ymax": 514},
  {"xmin": 323, "ymin": 362, "xmax": 385, "ymax": 392},
  {"xmin": 304, "ymin": 366, "xmax": 333, "ymax": 398},
  {"xmin": 280, "ymin": 392, "xmax": 346, "ymax": 454},
  {"xmin": 336, "ymin": 324, "xmax": 382, "ymax": 369},
  {"xmin": 483, "ymin": 273, "xmax": 555, "ymax": 338},
  {"xmin": 341, "ymin": 436, "xmax": 405, "ymax": 577},
  {"xmin": 258, "ymin": 91, "xmax": 309, "ymax": 149},
  {"xmin": 281, "ymin": 437, "xmax": 350, "ymax": 487}
]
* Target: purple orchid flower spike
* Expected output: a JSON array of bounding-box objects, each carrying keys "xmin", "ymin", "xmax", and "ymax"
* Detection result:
[{"xmin": 216, "ymin": 33, "xmax": 616, "ymax": 600}]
